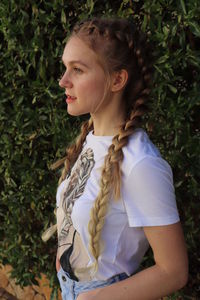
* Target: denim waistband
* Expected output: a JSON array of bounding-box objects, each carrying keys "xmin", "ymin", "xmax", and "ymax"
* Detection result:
[{"xmin": 57, "ymin": 266, "xmax": 129, "ymax": 300}]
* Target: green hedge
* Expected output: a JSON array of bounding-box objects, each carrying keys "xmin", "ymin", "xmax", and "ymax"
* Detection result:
[{"xmin": 0, "ymin": 0, "xmax": 199, "ymax": 298}]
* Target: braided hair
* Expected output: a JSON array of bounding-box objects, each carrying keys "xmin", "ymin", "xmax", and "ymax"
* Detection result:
[
  {"xmin": 53, "ymin": 17, "xmax": 152, "ymax": 274},
  {"xmin": 50, "ymin": 118, "xmax": 93, "ymax": 185}
]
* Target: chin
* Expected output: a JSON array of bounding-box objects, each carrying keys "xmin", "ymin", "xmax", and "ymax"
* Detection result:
[{"xmin": 67, "ymin": 108, "xmax": 89, "ymax": 117}]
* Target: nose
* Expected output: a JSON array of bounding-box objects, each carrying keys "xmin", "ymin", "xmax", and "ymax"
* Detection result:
[{"xmin": 59, "ymin": 71, "xmax": 73, "ymax": 89}]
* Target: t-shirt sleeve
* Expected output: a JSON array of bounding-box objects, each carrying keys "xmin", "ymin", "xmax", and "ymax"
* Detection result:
[{"xmin": 122, "ymin": 156, "xmax": 180, "ymax": 227}]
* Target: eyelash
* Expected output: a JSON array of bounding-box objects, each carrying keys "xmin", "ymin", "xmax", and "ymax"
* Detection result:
[
  {"xmin": 58, "ymin": 67, "xmax": 83, "ymax": 81},
  {"xmin": 73, "ymin": 67, "xmax": 83, "ymax": 73}
]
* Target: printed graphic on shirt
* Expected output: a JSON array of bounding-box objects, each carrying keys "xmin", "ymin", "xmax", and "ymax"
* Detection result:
[{"xmin": 57, "ymin": 148, "xmax": 95, "ymax": 281}]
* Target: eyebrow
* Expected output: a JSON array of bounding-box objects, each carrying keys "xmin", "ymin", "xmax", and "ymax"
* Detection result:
[{"xmin": 62, "ymin": 58, "xmax": 89, "ymax": 69}]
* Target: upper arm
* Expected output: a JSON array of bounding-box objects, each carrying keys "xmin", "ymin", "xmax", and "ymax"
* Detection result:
[
  {"xmin": 123, "ymin": 156, "xmax": 180, "ymax": 227},
  {"xmin": 143, "ymin": 222, "xmax": 188, "ymax": 283}
]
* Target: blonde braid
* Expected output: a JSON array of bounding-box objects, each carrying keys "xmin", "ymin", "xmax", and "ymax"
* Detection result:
[
  {"xmin": 88, "ymin": 109, "xmax": 147, "ymax": 271},
  {"xmin": 50, "ymin": 118, "xmax": 93, "ymax": 185},
  {"xmin": 87, "ymin": 23, "xmax": 152, "ymax": 273},
  {"xmin": 42, "ymin": 118, "xmax": 93, "ymax": 242}
]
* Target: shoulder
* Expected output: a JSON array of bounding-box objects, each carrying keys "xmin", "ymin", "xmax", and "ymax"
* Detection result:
[
  {"xmin": 121, "ymin": 130, "xmax": 179, "ymax": 227},
  {"xmin": 122, "ymin": 128, "xmax": 161, "ymax": 176}
]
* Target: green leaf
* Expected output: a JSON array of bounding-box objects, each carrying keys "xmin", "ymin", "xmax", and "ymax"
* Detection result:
[
  {"xmin": 167, "ymin": 84, "xmax": 177, "ymax": 94},
  {"xmin": 180, "ymin": 0, "xmax": 186, "ymax": 15},
  {"xmin": 156, "ymin": 54, "xmax": 169, "ymax": 64},
  {"xmin": 87, "ymin": 0, "xmax": 95, "ymax": 14},
  {"xmin": 188, "ymin": 21, "xmax": 200, "ymax": 38},
  {"xmin": 61, "ymin": 9, "xmax": 66, "ymax": 24}
]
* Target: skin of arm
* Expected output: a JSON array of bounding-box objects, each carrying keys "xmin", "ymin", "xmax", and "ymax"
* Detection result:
[
  {"xmin": 77, "ymin": 222, "xmax": 188, "ymax": 300},
  {"xmin": 56, "ymin": 251, "xmax": 61, "ymax": 273}
]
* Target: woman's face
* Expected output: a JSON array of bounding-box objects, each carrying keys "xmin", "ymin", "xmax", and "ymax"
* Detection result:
[{"xmin": 59, "ymin": 36, "xmax": 108, "ymax": 116}]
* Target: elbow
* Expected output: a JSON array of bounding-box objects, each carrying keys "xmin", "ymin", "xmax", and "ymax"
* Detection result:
[
  {"xmin": 175, "ymin": 257, "xmax": 189, "ymax": 290},
  {"xmin": 176, "ymin": 267, "xmax": 188, "ymax": 290},
  {"xmin": 168, "ymin": 263, "xmax": 189, "ymax": 291},
  {"xmin": 160, "ymin": 261, "xmax": 189, "ymax": 292}
]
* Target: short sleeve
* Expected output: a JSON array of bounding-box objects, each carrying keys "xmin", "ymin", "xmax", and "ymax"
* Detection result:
[{"xmin": 122, "ymin": 156, "xmax": 180, "ymax": 227}]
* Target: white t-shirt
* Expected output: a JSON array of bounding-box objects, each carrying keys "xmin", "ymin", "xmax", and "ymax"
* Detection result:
[{"xmin": 56, "ymin": 128, "xmax": 180, "ymax": 281}]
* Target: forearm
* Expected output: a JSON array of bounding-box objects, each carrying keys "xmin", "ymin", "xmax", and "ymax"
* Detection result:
[
  {"xmin": 56, "ymin": 251, "xmax": 61, "ymax": 272},
  {"xmin": 85, "ymin": 264, "xmax": 187, "ymax": 300}
]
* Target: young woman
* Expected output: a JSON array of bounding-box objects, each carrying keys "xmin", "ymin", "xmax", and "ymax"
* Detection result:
[{"xmin": 43, "ymin": 17, "xmax": 188, "ymax": 300}]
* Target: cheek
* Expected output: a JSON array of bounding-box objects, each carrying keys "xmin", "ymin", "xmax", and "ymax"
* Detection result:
[
  {"xmin": 88, "ymin": 75, "xmax": 106, "ymax": 97},
  {"xmin": 88, "ymin": 79, "xmax": 107, "ymax": 113},
  {"xmin": 78, "ymin": 76, "xmax": 105, "ymax": 101}
]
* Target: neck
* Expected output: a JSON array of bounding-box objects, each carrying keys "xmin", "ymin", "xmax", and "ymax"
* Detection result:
[{"xmin": 91, "ymin": 94, "xmax": 126, "ymax": 136}]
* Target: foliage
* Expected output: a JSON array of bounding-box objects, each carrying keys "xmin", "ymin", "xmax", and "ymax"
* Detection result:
[{"xmin": 0, "ymin": 0, "xmax": 199, "ymax": 298}]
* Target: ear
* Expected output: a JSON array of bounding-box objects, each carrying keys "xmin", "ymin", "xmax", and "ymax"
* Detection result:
[{"xmin": 110, "ymin": 69, "xmax": 129, "ymax": 92}]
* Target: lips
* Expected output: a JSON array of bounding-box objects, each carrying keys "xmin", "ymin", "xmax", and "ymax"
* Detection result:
[{"xmin": 66, "ymin": 94, "xmax": 77, "ymax": 104}]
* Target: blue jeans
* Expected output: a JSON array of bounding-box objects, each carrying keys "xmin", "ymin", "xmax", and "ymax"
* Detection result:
[{"xmin": 57, "ymin": 266, "xmax": 129, "ymax": 300}]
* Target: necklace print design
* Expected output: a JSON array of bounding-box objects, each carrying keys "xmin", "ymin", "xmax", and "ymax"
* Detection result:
[{"xmin": 57, "ymin": 148, "xmax": 95, "ymax": 281}]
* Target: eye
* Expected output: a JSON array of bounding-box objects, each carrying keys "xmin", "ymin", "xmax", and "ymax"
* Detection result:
[{"xmin": 73, "ymin": 67, "xmax": 83, "ymax": 74}]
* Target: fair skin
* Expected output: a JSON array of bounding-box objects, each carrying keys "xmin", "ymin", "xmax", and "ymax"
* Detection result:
[
  {"xmin": 56, "ymin": 223, "xmax": 188, "ymax": 300},
  {"xmin": 57, "ymin": 36, "xmax": 188, "ymax": 299},
  {"xmin": 76, "ymin": 223, "xmax": 188, "ymax": 300},
  {"xmin": 59, "ymin": 36, "xmax": 128, "ymax": 136}
]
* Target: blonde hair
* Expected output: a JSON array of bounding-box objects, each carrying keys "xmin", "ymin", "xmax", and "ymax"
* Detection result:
[{"xmin": 50, "ymin": 17, "xmax": 152, "ymax": 274}]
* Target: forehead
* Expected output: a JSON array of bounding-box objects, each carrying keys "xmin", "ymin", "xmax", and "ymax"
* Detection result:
[{"xmin": 62, "ymin": 36, "xmax": 98, "ymax": 66}]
